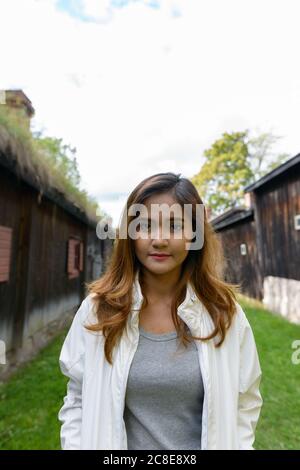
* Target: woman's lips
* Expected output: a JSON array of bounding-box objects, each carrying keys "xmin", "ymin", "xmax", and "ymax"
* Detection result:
[{"xmin": 149, "ymin": 254, "xmax": 171, "ymax": 261}]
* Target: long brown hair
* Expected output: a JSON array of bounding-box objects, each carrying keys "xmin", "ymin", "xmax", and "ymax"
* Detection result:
[{"xmin": 85, "ymin": 172, "xmax": 241, "ymax": 365}]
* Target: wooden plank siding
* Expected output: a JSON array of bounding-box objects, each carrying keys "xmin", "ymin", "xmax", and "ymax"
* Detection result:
[
  {"xmin": 254, "ymin": 172, "xmax": 300, "ymax": 280},
  {"xmin": 216, "ymin": 217, "xmax": 261, "ymax": 299},
  {"xmin": 0, "ymin": 157, "xmax": 113, "ymax": 374},
  {"xmin": 0, "ymin": 226, "xmax": 12, "ymax": 282},
  {"xmin": 212, "ymin": 154, "xmax": 300, "ymax": 321}
]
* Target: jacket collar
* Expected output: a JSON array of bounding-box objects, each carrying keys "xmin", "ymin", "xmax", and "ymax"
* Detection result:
[{"xmin": 130, "ymin": 268, "xmax": 203, "ymax": 334}]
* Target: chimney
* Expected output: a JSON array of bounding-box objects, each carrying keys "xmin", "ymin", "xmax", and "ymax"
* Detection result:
[{"xmin": 1, "ymin": 89, "xmax": 35, "ymax": 131}]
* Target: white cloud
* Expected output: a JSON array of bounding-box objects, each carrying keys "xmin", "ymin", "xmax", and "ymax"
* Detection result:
[
  {"xmin": 82, "ymin": 0, "xmax": 111, "ymax": 19},
  {"xmin": 0, "ymin": 0, "xmax": 299, "ymax": 226}
]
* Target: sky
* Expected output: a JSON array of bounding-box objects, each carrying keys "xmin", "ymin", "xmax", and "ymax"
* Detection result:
[{"xmin": 1, "ymin": 0, "xmax": 300, "ymax": 227}]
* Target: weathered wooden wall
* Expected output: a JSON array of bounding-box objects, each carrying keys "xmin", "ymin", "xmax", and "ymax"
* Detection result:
[
  {"xmin": 213, "ymin": 156, "xmax": 300, "ymax": 323},
  {"xmin": 0, "ymin": 160, "xmax": 113, "ymax": 377},
  {"xmin": 217, "ymin": 217, "xmax": 261, "ymax": 299}
]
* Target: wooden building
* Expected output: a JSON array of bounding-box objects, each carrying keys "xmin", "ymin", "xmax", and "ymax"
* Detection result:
[
  {"xmin": 212, "ymin": 153, "xmax": 300, "ymax": 323},
  {"xmin": 0, "ymin": 90, "xmax": 113, "ymax": 378}
]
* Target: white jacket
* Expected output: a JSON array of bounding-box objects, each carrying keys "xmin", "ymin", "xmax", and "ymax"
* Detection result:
[{"xmin": 58, "ymin": 272, "xmax": 263, "ymax": 450}]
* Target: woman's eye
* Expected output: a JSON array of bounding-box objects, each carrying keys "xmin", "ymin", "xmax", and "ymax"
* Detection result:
[
  {"xmin": 171, "ymin": 222, "xmax": 183, "ymax": 231},
  {"xmin": 137, "ymin": 220, "xmax": 183, "ymax": 232},
  {"xmin": 139, "ymin": 221, "xmax": 151, "ymax": 231}
]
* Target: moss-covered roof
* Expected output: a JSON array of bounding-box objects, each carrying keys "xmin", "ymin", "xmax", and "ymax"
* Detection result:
[{"xmin": 0, "ymin": 104, "xmax": 105, "ymax": 227}]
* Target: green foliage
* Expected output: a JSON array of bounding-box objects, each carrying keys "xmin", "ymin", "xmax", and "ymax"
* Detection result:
[
  {"xmin": 191, "ymin": 130, "xmax": 290, "ymax": 216},
  {"xmin": 32, "ymin": 131, "xmax": 102, "ymax": 218},
  {"xmin": 33, "ymin": 132, "xmax": 81, "ymax": 187},
  {"xmin": 0, "ymin": 105, "xmax": 104, "ymax": 222},
  {"xmin": 0, "ymin": 331, "xmax": 67, "ymax": 449},
  {"xmin": 238, "ymin": 296, "xmax": 300, "ymax": 450}
]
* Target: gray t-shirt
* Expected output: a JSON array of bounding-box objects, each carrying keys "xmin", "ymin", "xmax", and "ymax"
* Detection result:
[{"xmin": 123, "ymin": 324, "xmax": 204, "ymax": 450}]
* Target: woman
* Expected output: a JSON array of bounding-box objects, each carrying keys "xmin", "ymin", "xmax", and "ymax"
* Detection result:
[{"xmin": 58, "ymin": 172, "xmax": 263, "ymax": 450}]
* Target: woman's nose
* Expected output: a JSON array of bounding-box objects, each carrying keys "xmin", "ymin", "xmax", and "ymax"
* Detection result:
[{"xmin": 151, "ymin": 226, "xmax": 169, "ymax": 243}]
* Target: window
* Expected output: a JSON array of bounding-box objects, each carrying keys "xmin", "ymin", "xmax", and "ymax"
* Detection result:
[
  {"xmin": 67, "ymin": 238, "xmax": 84, "ymax": 279},
  {"xmin": 294, "ymin": 214, "xmax": 300, "ymax": 231},
  {"xmin": 0, "ymin": 226, "xmax": 12, "ymax": 283},
  {"xmin": 240, "ymin": 243, "xmax": 247, "ymax": 256}
]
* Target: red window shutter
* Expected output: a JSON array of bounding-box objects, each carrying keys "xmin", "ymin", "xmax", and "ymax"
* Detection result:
[
  {"xmin": 0, "ymin": 226, "xmax": 12, "ymax": 283},
  {"xmin": 74, "ymin": 241, "xmax": 80, "ymax": 270},
  {"xmin": 67, "ymin": 238, "xmax": 79, "ymax": 279}
]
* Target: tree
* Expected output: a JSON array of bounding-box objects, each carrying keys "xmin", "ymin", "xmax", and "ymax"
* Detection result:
[
  {"xmin": 33, "ymin": 132, "xmax": 81, "ymax": 187},
  {"xmin": 191, "ymin": 130, "xmax": 289, "ymax": 216},
  {"xmin": 32, "ymin": 131, "xmax": 104, "ymax": 219}
]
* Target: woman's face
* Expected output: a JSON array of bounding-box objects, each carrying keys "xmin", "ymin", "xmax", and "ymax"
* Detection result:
[{"xmin": 132, "ymin": 193, "xmax": 193, "ymax": 276}]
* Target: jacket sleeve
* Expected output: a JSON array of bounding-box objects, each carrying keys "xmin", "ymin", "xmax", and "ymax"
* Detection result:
[
  {"xmin": 57, "ymin": 297, "xmax": 89, "ymax": 450},
  {"xmin": 236, "ymin": 304, "xmax": 263, "ymax": 450}
]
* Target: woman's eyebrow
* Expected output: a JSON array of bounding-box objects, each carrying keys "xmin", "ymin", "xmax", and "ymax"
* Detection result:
[{"xmin": 138, "ymin": 216, "xmax": 184, "ymax": 221}]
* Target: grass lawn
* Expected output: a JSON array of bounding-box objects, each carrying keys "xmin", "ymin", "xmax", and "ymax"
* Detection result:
[
  {"xmin": 0, "ymin": 332, "xmax": 68, "ymax": 450},
  {"xmin": 238, "ymin": 296, "xmax": 300, "ymax": 450},
  {"xmin": 0, "ymin": 296, "xmax": 299, "ymax": 450}
]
